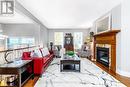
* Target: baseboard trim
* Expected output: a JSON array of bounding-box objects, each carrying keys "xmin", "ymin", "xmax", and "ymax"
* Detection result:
[{"xmin": 117, "ymin": 69, "xmax": 130, "ymax": 77}]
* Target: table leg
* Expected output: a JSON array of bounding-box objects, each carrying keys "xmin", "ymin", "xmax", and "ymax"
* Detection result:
[
  {"xmin": 74, "ymin": 64, "xmax": 75, "ymax": 70},
  {"xmin": 60, "ymin": 63, "xmax": 62, "ymax": 72},
  {"xmin": 32, "ymin": 61, "xmax": 34, "ymax": 79},
  {"xmin": 18, "ymin": 70, "xmax": 21, "ymax": 87},
  {"xmin": 79, "ymin": 62, "xmax": 80, "ymax": 72}
]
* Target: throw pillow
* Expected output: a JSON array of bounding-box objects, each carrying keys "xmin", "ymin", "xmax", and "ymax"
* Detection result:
[
  {"xmin": 41, "ymin": 48, "xmax": 46, "ymax": 57},
  {"xmin": 44, "ymin": 47, "xmax": 50, "ymax": 55},
  {"xmin": 41, "ymin": 47, "xmax": 50, "ymax": 57},
  {"xmin": 30, "ymin": 51, "xmax": 34, "ymax": 57},
  {"xmin": 34, "ymin": 49, "xmax": 43, "ymax": 57}
]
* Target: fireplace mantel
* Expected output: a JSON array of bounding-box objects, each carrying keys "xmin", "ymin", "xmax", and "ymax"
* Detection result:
[
  {"xmin": 94, "ymin": 30, "xmax": 120, "ymax": 37},
  {"xmin": 93, "ymin": 30, "xmax": 120, "ymax": 72}
]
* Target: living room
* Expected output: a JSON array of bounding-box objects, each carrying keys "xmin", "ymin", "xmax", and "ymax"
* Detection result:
[{"xmin": 0, "ymin": 0, "xmax": 130, "ymax": 87}]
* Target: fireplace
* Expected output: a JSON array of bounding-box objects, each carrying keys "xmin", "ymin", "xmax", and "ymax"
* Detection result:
[
  {"xmin": 97, "ymin": 47, "xmax": 109, "ymax": 67},
  {"xmin": 93, "ymin": 30, "xmax": 120, "ymax": 72}
]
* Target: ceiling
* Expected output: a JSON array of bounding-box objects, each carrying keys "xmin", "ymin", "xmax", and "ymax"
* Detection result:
[
  {"xmin": 0, "ymin": 9, "xmax": 34, "ymax": 24},
  {"xmin": 9, "ymin": 0, "xmax": 123, "ymax": 28}
]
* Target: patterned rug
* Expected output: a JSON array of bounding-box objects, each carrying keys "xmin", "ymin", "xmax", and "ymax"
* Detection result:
[{"xmin": 35, "ymin": 58, "xmax": 126, "ymax": 87}]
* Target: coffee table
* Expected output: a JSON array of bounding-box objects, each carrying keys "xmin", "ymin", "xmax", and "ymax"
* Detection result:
[{"xmin": 60, "ymin": 54, "xmax": 80, "ymax": 72}]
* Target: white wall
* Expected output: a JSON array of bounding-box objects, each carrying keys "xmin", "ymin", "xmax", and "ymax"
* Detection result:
[
  {"xmin": 111, "ymin": 5, "xmax": 121, "ymax": 29},
  {"xmin": 48, "ymin": 29, "xmax": 90, "ymax": 45},
  {"xmin": 0, "ymin": 24, "xmax": 6, "ymax": 50},
  {"xmin": 0, "ymin": 24, "xmax": 3, "ymax": 32},
  {"xmin": 111, "ymin": 5, "xmax": 122, "ymax": 75},
  {"xmin": 40, "ymin": 25, "xmax": 49, "ymax": 47},
  {"xmin": 118, "ymin": 0, "xmax": 130, "ymax": 77}
]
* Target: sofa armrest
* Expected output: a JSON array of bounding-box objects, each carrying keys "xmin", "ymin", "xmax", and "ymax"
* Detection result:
[
  {"xmin": 33, "ymin": 57, "xmax": 44, "ymax": 74},
  {"xmin": 33, "ymin": 57, "xmax": 44, "ymax": 63},
  {"xmin": 32, "ymin": 57, "xmax": 43, "ymax": 59},
  {"xmin": 49, "ymin": 50, "xmax": 54, "ymax": 54}
]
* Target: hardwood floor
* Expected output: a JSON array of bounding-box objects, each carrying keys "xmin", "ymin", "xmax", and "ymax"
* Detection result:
[
  {"xmin": 23, "ymin": 58, "xmax": 130, "ymax": 87},
  {"xmin": 23, "ymin": 76, "xmax": 39, "ymax": 87}
]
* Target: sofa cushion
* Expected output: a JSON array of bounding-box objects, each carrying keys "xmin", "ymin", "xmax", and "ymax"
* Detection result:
[
  {"xmin": 44, "ymin": 47, "xmax": 50, "ymax": 55},
  {"xmin": 30, "ymin": 51, "xmax": 40, "ymax": 58},
  {"xmin": 41, "ymin": 47, "xmax": 50, "ymax": 57},
  {"xmin": 34, "ymin": 49, "xmax": 43, "ymax": 57},
  {"xmin": 40, "ymin": 48, "xmax": 46, "ymax": 57},
  {"xmin": 30, "ymin": 51, "xmax": 34, "ymax": 57}
]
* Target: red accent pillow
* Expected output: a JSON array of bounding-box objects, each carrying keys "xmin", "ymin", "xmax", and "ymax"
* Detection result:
[{"xmin": 22, "ymin": 52, "xmax": 31, "ymax": 59}]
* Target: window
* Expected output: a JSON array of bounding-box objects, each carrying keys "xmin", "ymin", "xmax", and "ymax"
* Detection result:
[
  {"xmin": 7, "ymin": 37, "xmax": 35, "ymax": 49},
  {"xmin": 74, "ymin": 32, "xmax": 83, "ymax": 49},
  {"xmin": 8, "ymin": 38, "xmax": 19, "ymax": 45},
  {"xmin": 21, "ymin": 38, "xmax": 35, "ymax": 45},
  {"xmin": 54, "ymin": 32, "xmax": 63, "ymax": 46}
]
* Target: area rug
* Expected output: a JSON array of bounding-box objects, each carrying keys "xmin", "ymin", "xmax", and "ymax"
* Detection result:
[{"xmin": 34, "ymin": 58, "xmax": 126, "ymax": 87}]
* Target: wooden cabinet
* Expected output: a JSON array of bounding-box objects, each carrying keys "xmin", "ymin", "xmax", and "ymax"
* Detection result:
[
  {"xmin": 0, "ymin": 60, "xmax": 33, "ymax": 87},
  {"xmin": 64, "ymin": 33, "xmax": 74, "ymax": 51}
]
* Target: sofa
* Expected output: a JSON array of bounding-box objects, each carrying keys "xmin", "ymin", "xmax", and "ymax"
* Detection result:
[{"xmin": 22, "ymin": 48, "xmax": 54, "ymax": 75}]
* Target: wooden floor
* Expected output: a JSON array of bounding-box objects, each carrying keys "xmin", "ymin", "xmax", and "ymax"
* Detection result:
[
  {"xmin": 23, "ymin": 76, "xmax": 39, "ymax": 87},
  {"xmin": 23, "ymin": 58, "xmax": 130, "ymax": 87}
]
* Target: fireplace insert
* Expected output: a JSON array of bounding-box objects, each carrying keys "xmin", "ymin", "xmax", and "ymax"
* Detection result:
[{"xmin": 96, "ymin": 47, "xmax": 109, "ymax": 67}]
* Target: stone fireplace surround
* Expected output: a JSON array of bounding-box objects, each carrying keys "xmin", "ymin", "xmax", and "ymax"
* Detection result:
[{"xmin": 93, "ymin": 30, "xmax": 120, "ymax": 72}]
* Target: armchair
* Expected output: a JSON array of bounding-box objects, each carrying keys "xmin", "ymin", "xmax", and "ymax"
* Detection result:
[{"xmin": 77, "ymin": 43, "xmax": 91, "ymax": 58}]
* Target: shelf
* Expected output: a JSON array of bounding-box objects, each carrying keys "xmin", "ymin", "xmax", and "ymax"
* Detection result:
[
  {"xmin": 0, "ymin": 79, "xmax": 18, "ymax": 87},
  {"xmin": 94, "ymin": 30, "xmax": 120, "ymax": 37},
  {"xmin": 21, "ymin": 70, "xmax": 33, "ymax": 86}
]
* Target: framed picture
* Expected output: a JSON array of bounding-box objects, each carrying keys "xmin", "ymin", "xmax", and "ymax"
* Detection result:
[{"xmin": 96, "ymin": 13, "xmax": 112, "ymax": 34}]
